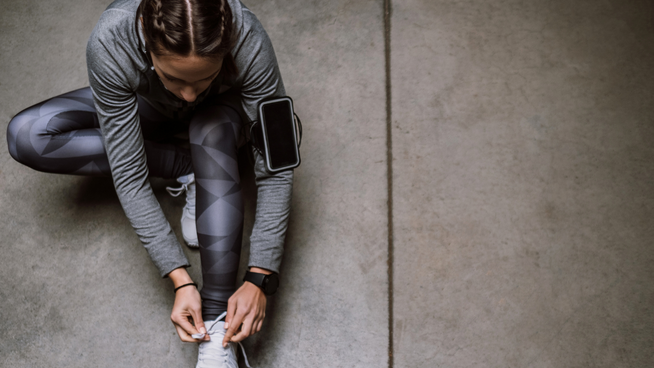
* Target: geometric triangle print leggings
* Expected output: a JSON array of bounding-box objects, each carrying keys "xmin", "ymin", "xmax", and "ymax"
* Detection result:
[{"xmin": 6, "ymin": 87, "xmax": 242, "ymax": 320}]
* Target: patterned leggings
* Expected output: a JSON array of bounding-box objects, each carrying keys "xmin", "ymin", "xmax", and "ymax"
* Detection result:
[{"xmin": 7, "ymin": 87, "xmax": 243, "ymax": 319}]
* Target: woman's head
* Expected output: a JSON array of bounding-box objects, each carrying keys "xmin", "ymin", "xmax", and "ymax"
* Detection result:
[{"xmin": 138, "ymin": 0, "xmax": 236, "ymax": 102}]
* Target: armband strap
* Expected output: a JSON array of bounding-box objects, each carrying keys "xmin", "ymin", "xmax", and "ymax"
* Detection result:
[{"xmin": 174, "ymin": 282, "xmax": 197, "ymax": 292}]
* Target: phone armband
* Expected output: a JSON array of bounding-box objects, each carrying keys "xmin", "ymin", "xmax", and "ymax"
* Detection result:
[{"xmin": 249, "ymin": 96, "xmax": 302, "ymax": 173}]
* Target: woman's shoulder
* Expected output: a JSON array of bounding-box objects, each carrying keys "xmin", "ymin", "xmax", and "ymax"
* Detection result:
[
  {"xmin": 87, "ymin": 0, "xmax": 144, "ymax": 90},
  {"xmin": 89, "ymin": 0, "xmax": 140, "ymax": 45},
  {"xmin": 106, "ymin": 0, "xmax": 140, "ymax": 13},
  {"xmin": 230, "ymin": 0, "xmax": 273, "ymax": 55}
]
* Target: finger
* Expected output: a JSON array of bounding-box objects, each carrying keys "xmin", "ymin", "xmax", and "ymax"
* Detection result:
[
  {"xmin": 190, "ymin": 308, "xmax": 207, "ymax": 336},
  {"xmin": 224, "ymin": 296, "xmax": 237, "ymax": 330},
  {"xmin": 173, "ymin": 315, "xmax": 200, "ymax": 337},
  {"xmin": 190, "ymin": 330, "xmax": 211, "ymax": 341},
  {"xmin": 223, "ymin": 312, "xmax": 245, "ymax": 347},
  {"xmin": 174, "ymin": 323, "xmax": 197, "ymax": 343},
  {"xmin": 231, "ymin": 316, "xmax": 255, "ymax": 343},
  {"xmin": 252, "ymin": 309, "xmax": 265, "ymax": 334},
  {"xmin": 249, "ymin": 316, "xmax": 260, "ymax": 336}
]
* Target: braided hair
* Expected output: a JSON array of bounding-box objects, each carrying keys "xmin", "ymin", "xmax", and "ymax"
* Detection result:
[{"xmin": 137, "ymin": 0, "xmax": 236, "ymax": 71}]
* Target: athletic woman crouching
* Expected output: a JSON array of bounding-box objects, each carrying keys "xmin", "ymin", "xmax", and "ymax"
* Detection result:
[{"xmin": 6, "ymin": 0, "xmax": 292, "ymax": 366}]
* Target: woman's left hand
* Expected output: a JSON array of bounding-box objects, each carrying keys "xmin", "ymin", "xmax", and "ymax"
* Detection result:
[
  {"xmin": 168, "ymin": 268, "xmax": 209, "ymax": 342},
  {"xmin": 222, "ymin": 269, "xmax": 269, "ymax": 347},
  {"xmin": 171, "ymin": 285, "xmax": 209, "ymax": 342}
]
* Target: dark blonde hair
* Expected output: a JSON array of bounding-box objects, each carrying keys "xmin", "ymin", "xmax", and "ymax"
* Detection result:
[{"xmin": 137, "ymin": 0, "xmax": 237, "ymax": 73}]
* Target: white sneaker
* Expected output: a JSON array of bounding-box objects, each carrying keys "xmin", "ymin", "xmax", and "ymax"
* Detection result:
[
  {"xmin": 195, "ymin": 312, "xmax": 253, "ymax": 368},
  {"xmin": 166, "ymin": 173, "xmax": 198, "ymax": 248}
]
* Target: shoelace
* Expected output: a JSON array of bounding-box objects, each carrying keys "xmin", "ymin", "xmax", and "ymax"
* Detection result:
[
  {"xmin": 198, "ymin": 312, "xmax": 253, "ymax": 368},
  {"xmin": 166, "ymin": 176, "xmax": 196, "ymax": 214}
]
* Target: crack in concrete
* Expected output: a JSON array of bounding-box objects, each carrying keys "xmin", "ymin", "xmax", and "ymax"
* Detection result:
[{"xmin": 384, "ymin": 0, "xmax": 394, "ymax": 367}]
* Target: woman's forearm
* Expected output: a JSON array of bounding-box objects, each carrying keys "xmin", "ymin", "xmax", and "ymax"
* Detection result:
[{"xmin": 168, "ymin": 267, "xmax": 194, "ymax": 287}]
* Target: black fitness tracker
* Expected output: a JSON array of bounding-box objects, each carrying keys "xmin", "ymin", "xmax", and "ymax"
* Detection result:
[{"xmin": 243, "ymin": 271, "xmax": 279, "ymax": 296}]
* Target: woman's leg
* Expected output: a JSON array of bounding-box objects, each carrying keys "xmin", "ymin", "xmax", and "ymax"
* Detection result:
[
  {"xmin": 188, "ymin": 104, "xmax": 244, "ymax": 320},
  {"xmin": 6, "ymin": 87, "xmax": 193, "ymax": 178}
]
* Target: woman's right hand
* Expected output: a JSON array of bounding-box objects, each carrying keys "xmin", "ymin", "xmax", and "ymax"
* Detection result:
[{"xmin": 169, "ymin": 268, "xmax": 209, "ymax": 342}]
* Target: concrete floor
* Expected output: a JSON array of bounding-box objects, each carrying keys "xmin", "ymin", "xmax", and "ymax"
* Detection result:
[{"xmin": 1, "ymin": 0, "xmax": 653, "ymax": 367}]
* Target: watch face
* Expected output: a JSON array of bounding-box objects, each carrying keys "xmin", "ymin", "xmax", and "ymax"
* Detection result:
[{"xmin": 263, "ymin": 274, "xmax": 279, "ymax": 295}]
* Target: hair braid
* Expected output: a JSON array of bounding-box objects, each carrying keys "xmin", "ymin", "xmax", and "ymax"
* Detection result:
[
  {"xmin": 218, "ymin": 0, "xmax": 226, "ymax": 42},
  {"xmin": 137, "ymin": 0, "xmax": 236, "ymax": 69},
  {"xmin": 152, "ymin": 0, "xmax": 166, "ymax": 33}
]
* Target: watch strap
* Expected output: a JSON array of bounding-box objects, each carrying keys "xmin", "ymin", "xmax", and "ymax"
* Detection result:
[{"xmin": 243, "ymin": 271, "xmax": 267, "ymax": 288}]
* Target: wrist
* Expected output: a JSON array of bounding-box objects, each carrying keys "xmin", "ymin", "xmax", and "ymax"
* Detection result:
[
  {"xmin": 249, "ymin": 266, "xmax": 273, "ymax": 275},
  {"xmin": 168, "ymin": 267, "xmax": 193, "ymax": 288},
  {"xmin": 244, "ymin": 280, "xmax": 265, "ymax": 292}
]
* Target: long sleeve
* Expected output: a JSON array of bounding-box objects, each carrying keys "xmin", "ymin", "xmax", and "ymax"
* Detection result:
[
  {"xmin": 234, "ymin": 8, "xmax": 294, "ymax": 274},
  {"xmin": 86, "ymin": 9, "xmax": 189, "ymax": 277}
]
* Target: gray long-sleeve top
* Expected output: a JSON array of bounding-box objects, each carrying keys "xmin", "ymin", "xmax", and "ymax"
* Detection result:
[{"xmin": 86, "ymin": 0, "xmax": 292, "ymax": 277}]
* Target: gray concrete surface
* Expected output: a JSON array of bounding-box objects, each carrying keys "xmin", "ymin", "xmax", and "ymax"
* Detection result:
[
  {"xmin": 2, "ymin": 0, "xmax": 654, "ymax": 367},
  {"xmin": 391, "ymin": 0, "xmax": 654, "ymax": 366}
]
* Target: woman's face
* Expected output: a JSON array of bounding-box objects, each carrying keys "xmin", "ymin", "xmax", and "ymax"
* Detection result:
[{"xmin": 150, "ymin": 52, "xmax": 222, "ymax": 102}]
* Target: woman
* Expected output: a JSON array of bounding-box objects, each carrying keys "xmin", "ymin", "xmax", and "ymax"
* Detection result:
[{"xmin": 6, "ymin": 0, "xmax": 292, "ymax": 366}]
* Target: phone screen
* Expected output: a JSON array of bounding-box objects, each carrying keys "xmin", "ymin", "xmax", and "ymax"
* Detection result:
[{"xmin": 262, "ymin": 100, "xmax": 299, "ymax": 170}]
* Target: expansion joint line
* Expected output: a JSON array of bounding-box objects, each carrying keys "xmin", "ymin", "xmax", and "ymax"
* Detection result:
[{"xmin": 383, "ymin": 0, "xmax": 393, "ymax": 368}]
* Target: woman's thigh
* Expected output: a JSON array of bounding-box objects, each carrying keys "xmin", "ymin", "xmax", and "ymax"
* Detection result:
[
  {"xmin": 6, "ymin": 87, "xmax": 186, "ymax": 175},
  {"xmin": 7, "ymin": 88, "xmax": 103, "ymax": 173}
]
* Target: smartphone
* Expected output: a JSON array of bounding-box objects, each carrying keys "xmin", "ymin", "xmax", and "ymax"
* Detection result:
[{"xmin": 258, "ymin": 97, "xmax": 301, "ymax": 172}]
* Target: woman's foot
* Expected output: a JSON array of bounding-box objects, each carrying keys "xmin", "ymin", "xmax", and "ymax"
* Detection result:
[
  {"xmin": 166, "ymin": 173, "xmax": 198, "ymax": 248},
  {"xmin": 195, "ymin": 313, "xmax": 252, "ymax": 368}
]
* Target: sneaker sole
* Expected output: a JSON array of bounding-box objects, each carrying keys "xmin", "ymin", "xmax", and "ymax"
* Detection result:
[{"xmin": 184, "ymin": 239, "xmax": 200, "ymax": 249}]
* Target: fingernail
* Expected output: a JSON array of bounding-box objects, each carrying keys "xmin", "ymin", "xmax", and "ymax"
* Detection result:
[
  {"xmin": 224, "ymin": 322, "xmax": 229, "ymax": 329},
  {"xmin": 200, "ymin": 327, "xmax": 206, "ymax": 334}
]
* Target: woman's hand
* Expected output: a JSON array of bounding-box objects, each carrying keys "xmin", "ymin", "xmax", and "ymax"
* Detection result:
[
  {"xmin": 222, "ymin": 268, "xmax": 269, "ymax": 347},
  {"xmin": 169, "ymin": 268, "xmax": 208, "ymax": 342}
]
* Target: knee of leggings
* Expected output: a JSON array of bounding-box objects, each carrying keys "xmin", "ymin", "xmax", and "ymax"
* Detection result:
[
  {"xmin": 6, "ymin": 110, "xmax": 46, "ymax": 170},
  {"xmin": 203, "ymin": 122, "xmax": 239, "ymax": 149},
  {"xmin": 190, "ymin": 113, "xmax": 240, "ymax": 150},
  {"xmin": 7, "ymin": 112, "xmax": 29, "ymax": 164}
]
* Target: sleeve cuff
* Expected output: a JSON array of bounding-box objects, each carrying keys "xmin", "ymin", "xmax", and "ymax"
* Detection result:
[
  {"xmin": 248, "ymin": 237, "xmax": 284, "ymax": 274},
  {"xmin": 143, "ymin": 232, "xmax": 191, "ymax": 278}
]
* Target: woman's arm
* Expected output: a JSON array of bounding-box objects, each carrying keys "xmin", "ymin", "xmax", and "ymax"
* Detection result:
[
  {"xmin": 86, "ymin": 9, "xmax": 190, "ymax": 278},
  {"xmin": 236, "ymin": 7, "xmax": 293, "ymax": 276}
]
